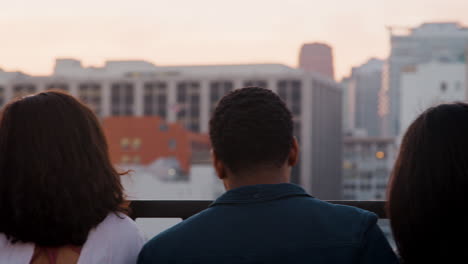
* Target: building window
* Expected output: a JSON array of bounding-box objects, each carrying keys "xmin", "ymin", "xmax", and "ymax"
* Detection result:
[
  {"xmin": 121, "ymin": 138, "xmax": 130, "ymax": 150},
  {"xmin": 360, "ymin": 184, "xmax": 371, "ymax": 191},
  {"xmin": 13, "ymin": 84, "xmax": 36, "ymax": 98},
  {"xmin": 210, "ymin": 81, "xmax": 233, "ymax": 113},
  {"xmin": 132, "ymin": 138, "xmax": 142, "ymax": 150},
  {"xmin": 79, "ymin": 83, "xmax": 102, "ymax": 115},
  {"xmin": 375, "ymin": 151, "xmax": 385, "ymax": 159},
  {"xmin": 144, "ymin": 82, "xmax": 168, "ymax": 118},
  {"xmin": 111, "ymin": 82, "xmax": 134, "ymax": 116},
  {"xmin": 121, "ymin": 155, "xmax": 130, "ymax": 164},
  {"xmin": 133, "ymin": 156, "xmax": 141, "ymax": 164},
  {"xmin": 159, "ymin": 123, "xmax": 168, "ymax": 132},
  {"xmin": 455, "ymin": 81, "xmax": 462, "ymax": 91},
  {"xmin": 168, "ymin": 139, "xmax": 177, "ymax": 150},
  {"xmin": 176, "ymin": 81, "xmax": 200, "ymax": 132},
  {"xmin": 440, "ymin": 81, "xmax": 448, "ymax": 92}
]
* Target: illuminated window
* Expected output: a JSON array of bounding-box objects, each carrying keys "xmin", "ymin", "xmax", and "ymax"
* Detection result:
[
  {"xmin": 343, "ymin": 160, "xmax": 353, "ymax": 169},
  {"xmin": 121, "ymin": 155, "xmax": 130, "ymax": 164},
  {"xmin": 120, "ymin": 138, "xmax": 130, "ymax": 150},
  {"xmin": 133, "ymin": 138, "xmax": 142, "ymax": 150},
  {"xmin": 376, "ymin": 151, "xmax": 385, "ymax": 159}
]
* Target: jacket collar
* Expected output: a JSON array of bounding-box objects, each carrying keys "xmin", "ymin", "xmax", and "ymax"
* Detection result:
[{"xmin": 210, "ymin": 183, "xmax": 311, "ymax": 207}]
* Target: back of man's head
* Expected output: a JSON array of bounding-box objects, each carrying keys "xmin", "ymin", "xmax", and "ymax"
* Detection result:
[{"xmin": 209, "ymin": 87, "xmax": 294, "ymax": 175}]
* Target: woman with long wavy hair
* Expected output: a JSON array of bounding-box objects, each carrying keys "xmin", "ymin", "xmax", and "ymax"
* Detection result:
[
  {"xmin": 0, "ymin": 91, "xmax": 144, "ymax": 263},
  {"xmin": 387, "ymin": 103, "xmax": 468, "ymax": 263}
]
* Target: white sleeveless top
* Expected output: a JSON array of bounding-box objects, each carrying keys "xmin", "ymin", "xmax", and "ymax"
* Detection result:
[{"xmin": 0, "ymin": 213, "xmax": 146, "ymax": 264}]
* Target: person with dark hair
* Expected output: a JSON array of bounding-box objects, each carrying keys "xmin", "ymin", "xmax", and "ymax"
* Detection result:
[
  {"xmin": 0, "ymin": 91, "xmax": 144, "ymax": 263},
  {"xmin": 138, "ymin": 87, "xmax": 397, "ymax": 263},
  {"xmin": 388, "ymin": 102, "xmax": 468, "ymax": 263}
]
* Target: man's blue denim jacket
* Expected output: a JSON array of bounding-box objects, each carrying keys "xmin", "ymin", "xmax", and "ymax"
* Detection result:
[{"xmin": 138, "ymin": 183, "xmax": 398, "ymax": 263}]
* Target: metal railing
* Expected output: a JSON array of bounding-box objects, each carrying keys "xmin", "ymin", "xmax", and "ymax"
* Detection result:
[{"xmin": 129, "ymin": 200, "xmax": 387, "ymax": 220}]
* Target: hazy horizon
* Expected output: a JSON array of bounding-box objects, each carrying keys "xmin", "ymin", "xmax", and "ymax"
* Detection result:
[{"xmin": 2, "ymin": 0, "xmax": 468, "ymax": 79}]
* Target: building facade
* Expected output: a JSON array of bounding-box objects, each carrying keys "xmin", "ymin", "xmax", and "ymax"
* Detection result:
[
  {"xmin": 298, "ymin": 43, "xmax": 335, "ymax": 80},
  {"xmin": 343, "ymin": 58, "xmax": 384, "ymax": 137},
  {"xmin": 400, "ymin": 61, "xmax": 466, "ymax": 137},
  {"xmin": 343, "ymin": 137, "xmax": 397, "ymax": 200},
  {"xmin": 380, "ymin": 22, "xmax": 468, "ymax": 137},
  {"xmin": 102, "ymin": 116, "xmax": 210, "ymax": 174},
  {"xmin": 0, "ymin": 60, "xmax": 343, "ymax": 199}
]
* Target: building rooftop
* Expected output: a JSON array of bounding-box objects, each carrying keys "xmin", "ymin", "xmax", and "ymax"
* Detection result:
[
  {"xmin": 52, "ymin": 58, "xmax": 301, "ymax": 78},
  {"xmin": 390, "ymin": 22, "xmax": 468, "ymax": 37}
]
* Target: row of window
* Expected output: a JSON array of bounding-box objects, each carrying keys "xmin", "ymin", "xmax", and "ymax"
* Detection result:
[
  {"xmin": 0, "ymin": 80, "xmax": 305, "ymax": 132},
  {"xmin": 119, "ymin": 137, "xmax": 177, "ymax": 151},
  {"xmin": 440, "ymin": 81, "xmax": 463, "ymax": 93},
  {"xmin": 121, "ymin": 155, "xmax": 141, "ymax": 164},
  {"xmin": 120, "ymin": 138, "xmax": 142, "ymax": 150},
  {"xmin": 343, "ymin": 183, "xmax": 388, "ymax": 190},
  {"xmin": 343, "ymin": 150, "xmax": 389, "ymax": 161}
]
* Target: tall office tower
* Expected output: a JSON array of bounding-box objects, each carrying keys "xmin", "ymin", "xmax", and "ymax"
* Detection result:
[
  {"xmin": 379, "ymin": 22, "xmax": 468, "ymax": 137},
  {"xmin": 344, "ymin": 58, "xmax": 384, "ymax": 137},
  {"xmin": 298, "ymin": 43, "xmax": 335, "ymax": 80},
  {"xmin": 0, "ymin": 60, "xmax": 343, "ymax": 199}
]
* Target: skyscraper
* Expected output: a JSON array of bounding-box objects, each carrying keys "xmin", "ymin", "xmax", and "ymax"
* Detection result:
[
  {"xmin": 380, "ymin": 22, "xmax": 468, "ymax": 136},
  {"xmin": 343, "ymin": 58, "xmax": 384, "ymax": 137},
  {"xmin": 298, "ymin": 43, "xmax": 335, "ymax": 80}
]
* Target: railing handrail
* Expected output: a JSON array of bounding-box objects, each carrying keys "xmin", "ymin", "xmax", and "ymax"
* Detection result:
[{"xmin": 129, "ymin": 200, "xmax": 387, "ymax": 220}]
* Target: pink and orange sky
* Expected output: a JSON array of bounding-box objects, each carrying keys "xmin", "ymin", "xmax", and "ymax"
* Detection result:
[{"xmin": 1, "ymin": 0, "xmax": 468, "ymax": 79}]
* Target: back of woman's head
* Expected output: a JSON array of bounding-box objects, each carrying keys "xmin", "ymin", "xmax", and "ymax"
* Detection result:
[
  {"xmin": 0, "ymin": 91, "xmax": 126, "ymax": 247},
  {"xmin": 388, "ymin": 102, "xmax": 468, "ymax": 263}
]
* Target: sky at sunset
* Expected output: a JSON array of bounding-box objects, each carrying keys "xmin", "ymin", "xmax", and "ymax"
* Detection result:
[{"xmin": 1, "ymin": 0, "xmax": 468, "ymax": 79}]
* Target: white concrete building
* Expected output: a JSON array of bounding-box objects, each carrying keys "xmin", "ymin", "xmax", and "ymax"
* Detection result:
[
  {"xmin": 0, "ymin": 59, "xmax": 343, "ymax": 199},
  {"xmin": 400, "ymin": 61, "xmax": 466, "ymax": 137},
  {"xmin": 380, "ymin": 22, "xmax": 468, "ymax": 137}
]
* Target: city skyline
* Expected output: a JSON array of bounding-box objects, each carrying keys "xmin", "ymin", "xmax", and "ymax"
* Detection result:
[{"xmin": 2, "ymin": 0, "xmax": 468, "ymax": 79}]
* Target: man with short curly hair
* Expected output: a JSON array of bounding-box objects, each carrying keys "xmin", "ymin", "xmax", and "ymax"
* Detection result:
[{"xmin": 138, "ymin": 87, "xmax": 397, "ymax": 264}]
